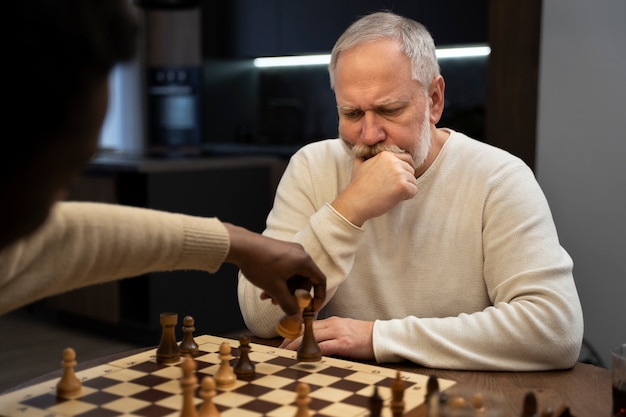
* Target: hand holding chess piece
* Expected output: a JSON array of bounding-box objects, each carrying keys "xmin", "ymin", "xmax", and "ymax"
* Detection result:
[
  {"xmin": 56, "ymin": 347, "xmax": 81, "ymax": 399},
  {"xmin": 276, "ymin": 289, "xmax": 311, "ymax": 339}
]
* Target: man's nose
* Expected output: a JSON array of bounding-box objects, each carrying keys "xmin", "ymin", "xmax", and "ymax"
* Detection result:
[{"xmin": 360, "ymin": 112, "xmax": 385, "ymax": 145}]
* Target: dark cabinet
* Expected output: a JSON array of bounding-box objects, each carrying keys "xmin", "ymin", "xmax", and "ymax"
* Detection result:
[
  {"xmin": 45, "ymin": 155, "xmax": 287, "ymax": 345},
  {"xmin": 203, "ymin": 0, "xmax": 488, "ymax": 58}
]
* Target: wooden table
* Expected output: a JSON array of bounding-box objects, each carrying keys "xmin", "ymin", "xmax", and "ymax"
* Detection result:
[
  {"xmin": 248, "ymin": 336, "xmax": 611, "ymax": 417},
  {"xmin": 3, "ymin": 341, "xmax": 611, "ymax": 417},
  {"xmin": 396, "ymin": 361, "xmax": 610, "ymax": 417}
]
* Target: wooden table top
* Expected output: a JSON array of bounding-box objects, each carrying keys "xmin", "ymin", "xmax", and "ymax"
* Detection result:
[
  {"xmin": 396, "ymin": 361, "xmax": 610, "ymax": 417},
  {"xmin": 4, "ymin": 339, "xmax": 611, "ymax": 417},
  {"xmin": 250, "ymin": 336, "xmax": 611, "ymax": 417}
]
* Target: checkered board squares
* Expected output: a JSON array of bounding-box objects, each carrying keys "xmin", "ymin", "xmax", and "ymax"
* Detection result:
[{"xmin": 0, "ymin": 335, "xmax": 455, "ymax": 417}]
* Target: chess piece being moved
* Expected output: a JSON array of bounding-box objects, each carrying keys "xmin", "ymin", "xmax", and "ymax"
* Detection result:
[
  {"xmin": 233, "ymin": 335, "xmax": 255, "ymax": 380},
  {"xmin": 276, "ymin": 289, "xmax": 311, "ymax": 339},
  {"xmin": 214, "ymin": 342, "xmax": 236, "ymax": 389},
  {"xmin": 180, "ymin": 315, "xmax": 199, "ymax": 357},
  {"xmin": 297, "ymin": 296, "xmax": 322, "ymax": 362},
  {"xmin": 199, "ymin": 376, "xmax": 221, "ymax": 417},
  {"xmin": 157, "ymin": 312, "xmax": 180, "ymax": 364},
  {"xmin": 56, "ymin": 347, "xmax": 81, "ymax": 399},
  {"xmin": 180, "ymin": 355, "xmax": 199, "ymax": 417},
  {"xmin": 294, "ymin": 382, "xmax": 311, "ymax": 417}
]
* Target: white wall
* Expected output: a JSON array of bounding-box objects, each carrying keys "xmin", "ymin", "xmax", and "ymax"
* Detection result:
[{"xmin": 536, "ymin": 0, "xmax": 626, "ymax": 366}]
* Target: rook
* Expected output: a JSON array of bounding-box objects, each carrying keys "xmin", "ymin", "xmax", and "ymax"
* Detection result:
[{"xmin": 157, "ymin": 312, "xmax": 180, "ymax": 364}]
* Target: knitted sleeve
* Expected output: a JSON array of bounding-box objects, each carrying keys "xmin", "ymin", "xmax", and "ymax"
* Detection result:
[{"xmin": 0, "ymin": 202, "xmax": 230, "ymax": 315}]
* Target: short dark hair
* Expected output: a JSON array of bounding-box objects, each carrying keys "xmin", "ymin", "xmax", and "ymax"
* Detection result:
[{"xmin": 6, "ymin": 0, "xmax": 138, "ymax": 162}]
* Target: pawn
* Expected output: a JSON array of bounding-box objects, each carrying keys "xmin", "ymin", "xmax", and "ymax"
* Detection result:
[
  {"xmin": 294, "ymin": 382, "xmax": 311, "ymax": 417},
  {"xmin": 180, "ymin": 356, "xmax": 199, "ymax": 417},
  {"xmin": 214, "ymin": 342, "xmax": 236, "ymax": 389},
  {"xmin": 521, "ymin": 391, "xmax": 538, "ymax": 417},
  {"xmin": 179, "ymin": 316, "xmax": 199, "ymax": 357},
  {"xmin": 233, "ymin": 335, "xmax": 255, "ymax": 380},
  {"xmin": 369, "ymin": 385, "xmax": 383, "ymax": 417},
  {"xmin": 57, "ymin": 347, "xmax": 82, "ymax": 399},
  {"xmin": 425, "ymin": 374, "xmax": 439, "ymax": 405},
  {"xmin": 199, "ymin": 376, "xmax": 221, "ymax": 417},
  {"xmin": 277, "ymin": 289, "xmax": 312, "ymax": 339},
  {"xmin": 390, "ymin": 371, "xmax": 405, "ymax": 417}
]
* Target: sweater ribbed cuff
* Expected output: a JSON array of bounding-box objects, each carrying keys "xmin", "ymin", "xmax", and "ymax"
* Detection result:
[{"xmin": 177, "ymin": 216, "xmax": 230, "ymax": 272}]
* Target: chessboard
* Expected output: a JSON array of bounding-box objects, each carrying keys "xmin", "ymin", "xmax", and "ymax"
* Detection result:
[{"xmin": 0, "ymin": 334, "xmax": 455, "ymax": 417}]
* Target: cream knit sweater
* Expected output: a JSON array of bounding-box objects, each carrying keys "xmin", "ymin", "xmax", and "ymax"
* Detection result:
[
  {"xmin": 238, "ymin": 130, "xmax": 584, "ymax": 371},
  {"xmin": 0, "ymin": 202, "xmax": 230, "ymax": 316}
]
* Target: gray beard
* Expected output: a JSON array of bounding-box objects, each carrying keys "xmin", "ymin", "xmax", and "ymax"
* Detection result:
[{"xmin": 350, "ymin": 109, "xmax": 432, "ymax": 169}]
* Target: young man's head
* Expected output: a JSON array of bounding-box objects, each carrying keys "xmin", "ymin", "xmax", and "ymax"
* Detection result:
[{"xmin": 1, "ymin": 0, "xmax": 138, "ymax": 249}]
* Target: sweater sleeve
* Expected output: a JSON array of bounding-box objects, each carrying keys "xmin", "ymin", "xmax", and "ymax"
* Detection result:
[
  {"xmin": 0, "ymin": 201, "xmax": 230, "ymax": 315},
  {"xmin": 372, "ymin": 164, "xmax": 584, "ymax": 371},
  {"xmin": 237, "ymin": 143, "xmax": 364, "ymax": 337}
]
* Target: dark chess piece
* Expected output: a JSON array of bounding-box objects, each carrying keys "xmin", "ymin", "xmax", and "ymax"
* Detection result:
[
  {"xmin": 297, "ymin": 299, "xmax": 322, "ymax": 362},
  {"xmin": 390, "ymin": 371, "xmax": 405, "ymax": 417},
  {"xmin": 369, "ymin": 385, "xmax": 383, "ymax": 417},
  {"xmin": 179, "ymin": 315, "xmax": 199, "ymax": 357},
  {"xmin": 425, "ymin": 374, "xmax": 439, "ymax": 405},
  {"xmin": 157, "ymin": 312, "xmax": 180, "ymax": 364},
  {"xmin": 233, "ymin": 335, "xmax": 255, "ymax": 380},
  {"xmin": 553, "ymin": 404, "xmax": 574, "ymax": 417},
  {"xmin": 521, "ymin": 391, "xmax": 539, "ymax": 417}
]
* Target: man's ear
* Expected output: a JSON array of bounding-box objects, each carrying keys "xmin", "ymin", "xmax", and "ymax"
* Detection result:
[{"xmin": 428, "ymin": 75, "xmax": 445, "ymax": 124}]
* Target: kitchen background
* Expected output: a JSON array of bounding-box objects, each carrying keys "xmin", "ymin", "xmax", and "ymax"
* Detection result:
[
  {"xmin": 3, "ymin": 0, "xmax": 623, "ymax": 384},
  {"xmin": 101, "ymin": 0, "xmax": 489, "ymax": 157}
]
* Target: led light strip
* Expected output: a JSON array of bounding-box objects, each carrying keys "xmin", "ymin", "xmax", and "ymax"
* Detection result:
[{"xmin": 253, "ymin": 45, "xmax": 490, "ymax": 68}]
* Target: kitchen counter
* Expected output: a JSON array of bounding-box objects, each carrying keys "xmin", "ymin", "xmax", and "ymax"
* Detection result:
[{"xmin": 89, "ymin": 143, "xmax": 300, "ymax": 173}]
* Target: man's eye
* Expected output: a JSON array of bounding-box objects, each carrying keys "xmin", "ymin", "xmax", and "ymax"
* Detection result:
[
  {"xmin": 342, "ymin": 110, "xmax": 362, "ymax": 120},
  {"xmin": 380, "ymin": 108, "xmax": 402, "ymax": 117}
]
